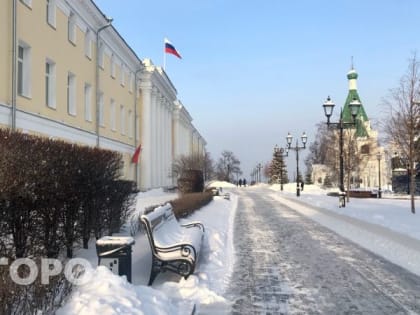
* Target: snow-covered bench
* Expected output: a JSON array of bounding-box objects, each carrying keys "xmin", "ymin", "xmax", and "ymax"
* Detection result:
[{"xmin": 140, "ymin": 203, "xmax": 205, "ymax": 285}]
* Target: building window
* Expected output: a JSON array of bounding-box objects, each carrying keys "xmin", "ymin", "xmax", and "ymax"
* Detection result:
[
  {"xmin": 84, "ymin": 83, "xmax": 92, "ymax": 121},
  {"xmin": 17, "ymin": 43, "xmax": 31, "ymax": 97},
  {"xmin": 129, "ymin": 72, "xmax": 134, "ymax": 93},
  {"xmin": 136, "ymin": 116, "xmax": 140, "ymax": 140},
  {"xmin": 128, "ymin": 110, "xmax": 133, "ymax": 138},
  {"xmin": 67, "ymin": 72, "xmax": 76, "ymax": 116},
  {"xmin": 110, "ymin": 99, "xmax": 116, "ymax": 131},
  {"xmin": 99, "ymin": 92, "xmax": 104, "ymax": 126},
  {"xmin": 361, "ymin": 144, "xmax": 370, "ymax": 155},
  {"xmin": 98, "ymin": 45, "xmax": 104, "ymax": 69},
  {"xmin": 120, "ymin": 105, "xmax": 125, "ymax": 135},
  {"xmin": 111, "ymin": 55, "xmax": 116, "ymax": 78},
  {"xmin": 46, "ymin": 0, "xmax": 56, "ymax": 27},
  {"xmin": 120, "ymin": 65, "xmax": 125, "ymax": 86},
  {"xmin": 20, "ymin": 0, "xmax": 32, "ymax": 8},
  {"xmin": 84, "ymin": 29, "xmax": 92, "ymax": 59},
  {"xmin": 68, "ymin": 12, "xmax": 76, "ymax": 44},
  {"xmin": 45, "ymin": 59, "xmax": 56, "ymax": 108}
]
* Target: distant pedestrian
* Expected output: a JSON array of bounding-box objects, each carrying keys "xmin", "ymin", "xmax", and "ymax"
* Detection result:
[
  {"xmin": 239, "ymin": 179, "xmax": 243, "ymax": 187},
  {"xmin": 243, "ymin": 178, "xmax": 247, "ymax": 186},
  {"xmin": 301, "ymin": 181, "xmax": 304, "ymax": 191}
]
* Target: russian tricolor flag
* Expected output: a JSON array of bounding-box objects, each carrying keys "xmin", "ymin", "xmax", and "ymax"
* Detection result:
[{"xmin": 164, "ymin": 38, "xmax": 182, "ymax": 59}]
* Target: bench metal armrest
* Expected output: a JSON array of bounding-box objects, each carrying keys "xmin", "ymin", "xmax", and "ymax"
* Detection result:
[
  {"xmin": 181, "ymin": 221, "xmax": 205, "ymax": 232},
  {"xmin": 155, "ymin": 243, "xmax": 197, "ymax": 260}
]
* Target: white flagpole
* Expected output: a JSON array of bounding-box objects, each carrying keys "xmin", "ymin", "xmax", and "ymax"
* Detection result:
[{"xmin": 163, "ymin": 38, "xmax": 167, "ymax": 71}]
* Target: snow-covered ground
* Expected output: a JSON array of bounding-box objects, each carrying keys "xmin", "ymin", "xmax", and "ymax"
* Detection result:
[{"xmin": 57, "ymin": 183, "xmax": 420, "ymax": 314}]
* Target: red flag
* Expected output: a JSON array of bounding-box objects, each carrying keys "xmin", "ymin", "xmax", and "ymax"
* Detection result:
[
  {"xmin": 132, "ymin": 145, "xmax": 142, "ymax": 164},
  {"xmin": 164, "ymin": 38, "xmax": 182, "ymax": 59}
]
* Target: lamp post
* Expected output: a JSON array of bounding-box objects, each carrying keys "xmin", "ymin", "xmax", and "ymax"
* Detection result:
[
  {"xmin": 257, "ymin": 163, "xmax": 262, "ymax": 183},
  {"xmin": 376, "ymin": 152, "xmax": 382, "ymax": 198},
  {"xmin": 95, "ymin": 16, "xmax": 113, "ymax": 147},
  {"xmin": 274, "ymin": 145, "xmax": 288, "ymax": 191},
  {"xmin": 286, "ymin": 132, "xmax": 307, "ymax": 196},
  {"xmin": 322, "ymin": 96, "xmax": 361, "ymax": 207}
]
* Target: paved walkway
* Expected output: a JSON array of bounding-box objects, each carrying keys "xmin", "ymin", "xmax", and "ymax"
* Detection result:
[{"xmin": 225, "ymin": 188, "xmax": 420, "ymax": 314}]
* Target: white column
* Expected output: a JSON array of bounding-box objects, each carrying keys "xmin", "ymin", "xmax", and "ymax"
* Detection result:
[
  {"xmin": 164, "ymin": 105, "xmax": 169, "ymax": 186},
  {"xmin": 157, "ymin": 96, "xmax": 163, "ymax": 187},
  {"xmin": 140, "ymin": 84, "xmax": 152, "ymax": 190},
  {"xmin": 161, "ymin": 102, "xmax": 167, "ymax": 186},
  {"xmin": 173, "ymin": 117, "xmax": 179, "ymax": 158},
  {"xmin": 151, "ymin": 87, "xmax": 158, "ymax": 188},
  {"xmin": 167, "ymin": 107, "xmax": 172, "ymax": 186}
]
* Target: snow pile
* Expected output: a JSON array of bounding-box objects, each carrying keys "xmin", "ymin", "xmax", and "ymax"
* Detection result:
[
  {"xmin": 268, "ymin": 183, "xmax": 420, "ymax": 240},
  {"xmin": 265, "ymin": 183, "xmax": 420, "ymax": 276},
  {"xmin": 206, "ymin": 180, "xmax": 237, "ymax": 188},
  {"xmin": 56, "ymin": 266, "xmax": 189, "ymax": 315},
  {"xmin": 155, "ymin": 194, "xmax": 238, "ymax": 312}
]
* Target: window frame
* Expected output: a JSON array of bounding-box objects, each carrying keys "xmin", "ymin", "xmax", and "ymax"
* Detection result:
[
  {"xmin": 99, "ymin": 92, "xmax": 105, "ymax": 127},
  {"xmin": 20, "ymin": 0, "xmax": 32, "ymax": 8},
  {"xmin": 46, "ymin": 0, "xmax": 56, "ymax": 28},
  {"xmin": 84, "ymin": 29, "xmax": 92, "ymax": 59},
  {"xmin": 68, "ymin": 12, "xmax": 76, "ymax": 44},
  {"xmin": 84, "ymin": 83, "xmax": 92, "ymax": 121},
  {"xmin": 120, "ymin": 104, "xmax": 125, "ymax": 135},
  {"xmin": 45, "ymin": 59, "xmax": 56, "ymax": 108},
  {"xmin": 120, "ymin": 65, "xmax": 125, "ymax": 86},
  {"xmin": 17, "ymin": 42, "xmax": 31, "ymax": 98},
  {"xmin": 110, "ymin": 99, "xmax": 116, "ymax": 131},
  {"xmin": 128, "ymin": 109, "xmax": 133, "ymax": 138},
  {"xmin": 67, "ymin": 72, "xmax": 76, "ymax": 116},
  {"xmin": 111, "ymin": 54, "xmax": 116, "ymax": 78}
]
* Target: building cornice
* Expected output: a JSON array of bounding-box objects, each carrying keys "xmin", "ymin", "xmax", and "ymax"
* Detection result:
[
  {"xmin": 60, "ymin": 0, "xmax": 142, "ymax": 72},
  {"xmin": 142, "ymin": 59, "xmax": 177, "ymax": 105}
]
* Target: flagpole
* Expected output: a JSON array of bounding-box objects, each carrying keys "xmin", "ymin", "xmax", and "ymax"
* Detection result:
[{"xmin": 163, "ymin": 39, "xmax": 166, "ymax": 71}]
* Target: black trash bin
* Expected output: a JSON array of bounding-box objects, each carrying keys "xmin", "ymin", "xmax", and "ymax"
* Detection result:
[{"xmin": 96, "ymin": 236, "xmax": 135, "ymax": 283}]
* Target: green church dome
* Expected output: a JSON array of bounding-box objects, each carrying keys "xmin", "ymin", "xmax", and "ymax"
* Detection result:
[{"xmin": 347, "ymin": 69, "xmax": 358, "ymax": 80}]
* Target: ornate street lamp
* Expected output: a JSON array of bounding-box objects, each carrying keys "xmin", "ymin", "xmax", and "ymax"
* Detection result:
[
  {"xmin": 274, "ymin": 145, "xmax": 289, "ymax": 191},
  {"xmin": 322, "ymin": 96, "xmax": 361, "ymax": 207},
  {"xmin": 376, "ymin": 152, "xmax": 382, "ymax": 198},
  {"xmin": 286, "ymin": 132, "xmax": 307, "ymax": 196}
]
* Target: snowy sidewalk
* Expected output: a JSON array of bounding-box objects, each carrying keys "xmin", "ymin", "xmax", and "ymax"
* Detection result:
[{"xmin": 267, "ymin": 186, "xmax": 420, "ymax": 277}]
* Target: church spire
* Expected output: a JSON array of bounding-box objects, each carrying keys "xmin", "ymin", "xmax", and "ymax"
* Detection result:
[{"xmin": 342, "ymin": 64, "xmax": 369, "ymax": 137}]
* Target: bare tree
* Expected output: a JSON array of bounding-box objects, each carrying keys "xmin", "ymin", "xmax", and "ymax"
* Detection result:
[
  {"xmin": 171, "ymin": 151, "xmax": 214, "ymax": 181},
  {"xmin": 381, "ymin": 53, "xmax": 420, "ymax": 214},
  {"xmin": 306, "ymin": 121, "xmax": 364, "ymax": 196},
  {"xmin": 215, "ymin": 150, "xmax": 241, "ymax": 182},
  {"xmin": 305, "ymin": 122, "xmax": 338, "ymax": 184}
]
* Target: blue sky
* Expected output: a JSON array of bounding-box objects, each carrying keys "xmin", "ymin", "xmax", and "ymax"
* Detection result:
[{"xmin": 95, "ymin": 0, "xmax": 420, "ymax": 180}]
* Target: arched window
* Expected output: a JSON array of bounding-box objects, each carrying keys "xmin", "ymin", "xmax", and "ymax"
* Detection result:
[{"xmin": 361, "ymin": 144, "xmax": 370, "ymax": 154}]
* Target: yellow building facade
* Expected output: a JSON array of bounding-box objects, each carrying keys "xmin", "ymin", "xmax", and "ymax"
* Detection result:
[{"xmin": 0, "ymin": 0, "xmax": 206, "ymax": 190}]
